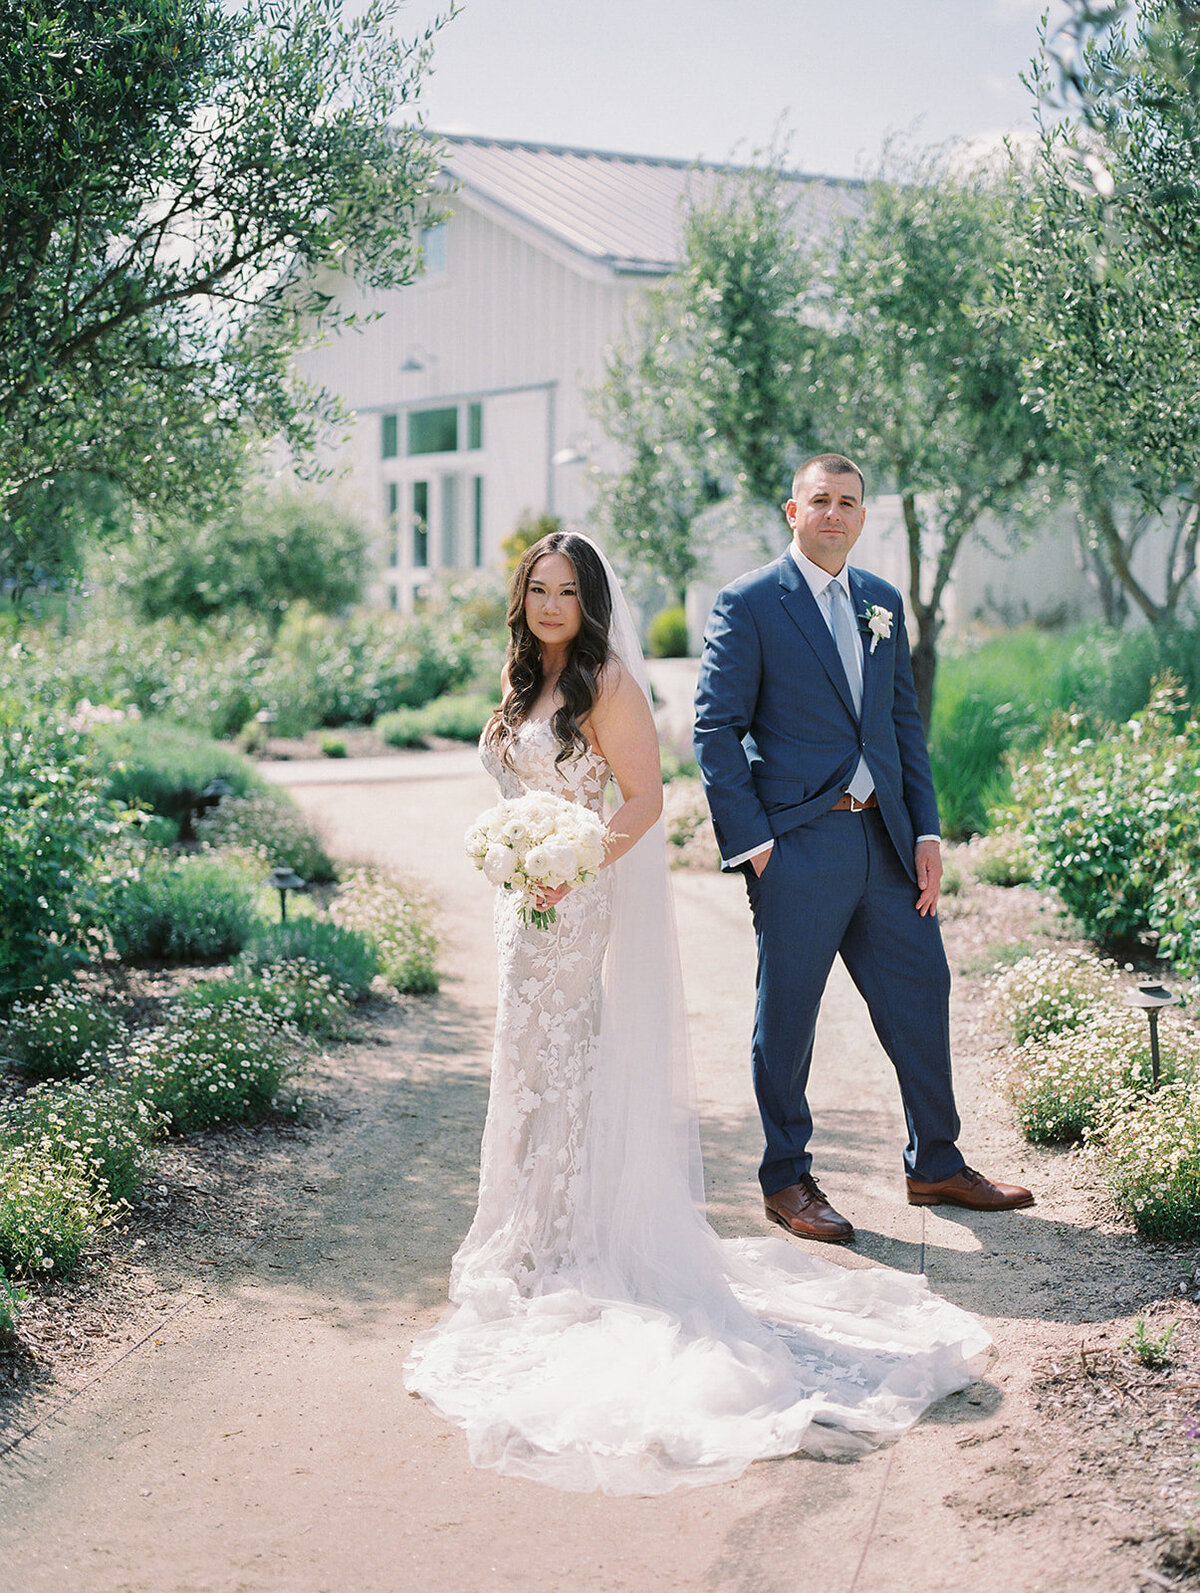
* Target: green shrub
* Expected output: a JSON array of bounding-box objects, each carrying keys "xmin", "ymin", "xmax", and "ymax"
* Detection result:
[
  {"xmin": 319, "ymin": 734, "xmax": 347, "ymax": 758},
  {"xmin": 1009, "ymin": 680, "xmax": 1200, "ymax": 960},
  {"xmin": 238, "ymin": 918, "xmax": 380, "ymax": 1001},
  {"xmin": 376, "ymin": 692, "xmax": 497, "ymax": 749},
  {"xmin": 0, "ymin": 708, "xmax": 121, "ymax": 1001},
  {"xmin": 114, "ymin": 1002, "xmax": 301, "ymax": 1131},
  {"xmin": 15, "ymin": 608, "xmax": 272, "ymax": 738},
  {"xmin": 328, "ymin": 867, "xmax": 438, "ymax": 993},
  {"xmin": 256, "ymin": 606, "xmax": 476, "ymax": 736},
  {"xmin": 929, "ymin": 623, "xmax": 1200, "ymax": 841},
  {"xmin": 967, "ymin": 829, "xmax": 1037, "ymax": 887},
  {"xmin": 1063, "ymin": 622, "xmax": 1200, "ymax": 729},
  {"xmin": 0, "ymin": 1142, "xmax": 111, "ymax": 1278},
  {"xmin": 194, "ymin": 788, "xmax": 337, "ymax": 883},
  {"xmin": 1005, "ymin": 1007, "xmax": 1200, "ymax": 1144},
  {"xmin": 647, "ymin": 606, "xmax": 689, "ymax": 659},
  {"xmin": 990, "ymin": 949, "xmax": 1122, "ymax": 1047},
  {"xmin": 107, "ymin": 856, "xmax": 261, "ymax": 964},
  {"xmin": 175, "ymin": 963, "xmax": 348, "ymax": 1036},
  {"xmin": 93, "ymin": 721, "xmax": 267, "ymax": 833},
  {"xmin": 1152, "ymin": 838, "xmax": 1200, "ymax": 977},
  {"xmin": 117, "ymin": 493, "xmax": 370, "ymax": 628},
  {"xmin": 3, "ymin": 985, "xmax": 124, "ymax": 1079},
  {"xmin": 0, "ymin": 577, "xmax": 504, "ymax": 743},
  {"xmin": 0, "ymin": 1272, "xmax": 27, "ymax": 1343},
  {"xmin": 0, "ymin": 1080, "xmax": 156, "ymax": 1202},
  {"xmin": 1098, "ymin": 1077, "xmax": 1200, "ymax": 1239}
]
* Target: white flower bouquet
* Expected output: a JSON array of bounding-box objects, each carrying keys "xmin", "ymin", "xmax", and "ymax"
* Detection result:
[{"xmin": 465, "ymin": 790, "xmax": 608, "ymax": 929}]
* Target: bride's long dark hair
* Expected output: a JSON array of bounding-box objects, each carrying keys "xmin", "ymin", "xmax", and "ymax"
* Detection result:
[{"xmin": 485, "ymin": 531, "xmax": 613, "ymax": 767}]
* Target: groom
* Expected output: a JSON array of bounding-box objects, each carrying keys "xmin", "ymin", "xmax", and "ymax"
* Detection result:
[{"xmin": 693, "ymin": 454, "xmax": 1033, "ymax": 1244}]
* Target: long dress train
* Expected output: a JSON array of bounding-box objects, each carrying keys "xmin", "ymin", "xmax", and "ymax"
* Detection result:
[{"xmin": 403, "ymin": 720, "xmax": 990, "ymax": 1495}]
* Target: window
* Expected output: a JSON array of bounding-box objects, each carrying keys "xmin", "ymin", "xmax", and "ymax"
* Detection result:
[
  {"xmin": 381, "ymin": 413, "xmax": 398, "ymax": 459},
  {"xmin": 468, "ymin": 402, "xmax": 483, "ymax": 450},
  {"xmin": 420, "ymin": 222, "xmax": 447, "ymax": 276},
  {"xmin": 440, "ymin": 474, "xmax": 459, "ymax": 567},
  {"xmin": 412, "ymin": 481, "xmax": 429, "ymax": 567},
  {"xmin": 385, "ymin": 483, "xmax": 399, "ymax": 567},
  {"xmin": 472, "ymin": 476, "xmax": 484, "ymax": 567},
  {"xmin": 407, "ymin": 407, "xmax": 458, "ymax": 456}
]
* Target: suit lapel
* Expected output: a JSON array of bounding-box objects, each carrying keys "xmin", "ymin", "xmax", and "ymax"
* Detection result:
[{"xmin": 777, "ymin": 554, "xmax": 858, "ymax": 719}]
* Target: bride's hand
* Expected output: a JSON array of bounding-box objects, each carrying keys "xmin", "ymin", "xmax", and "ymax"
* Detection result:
[{"xmin": 535, "ymin": 883, "xmax": 572, "ymax": 911}]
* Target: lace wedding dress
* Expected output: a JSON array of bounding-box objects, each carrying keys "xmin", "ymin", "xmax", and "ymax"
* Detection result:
[{"xmin": 403, "ymin": 718, "xmax": 991, "ymax": 1495}]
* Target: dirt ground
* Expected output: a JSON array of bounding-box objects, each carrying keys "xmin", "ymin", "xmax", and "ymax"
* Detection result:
[{"xmin": 2, "ymin": 757, "xmax": 1199, "ymax": 1593}]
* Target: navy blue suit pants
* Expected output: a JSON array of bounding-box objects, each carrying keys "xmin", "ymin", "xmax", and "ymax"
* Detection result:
[{"xmin": 744, "ymin": 806, "xmax": 964, "ymax": 1194}]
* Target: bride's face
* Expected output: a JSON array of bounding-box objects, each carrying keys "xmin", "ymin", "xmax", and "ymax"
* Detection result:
[{"xmin": 524, "ymin": 552, "xmax": 582, "ymax": 650}]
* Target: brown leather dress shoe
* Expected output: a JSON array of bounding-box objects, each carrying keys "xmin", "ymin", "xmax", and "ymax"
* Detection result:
[
  {"xmin": 906, "ymin": 1166, "xmax": 1034, "ymax": 1210},
  {"xmin": 764, "ymin": 1175, "xmax": 855, "ymax": 1243}
]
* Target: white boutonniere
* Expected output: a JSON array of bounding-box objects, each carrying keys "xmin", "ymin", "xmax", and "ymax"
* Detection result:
[{"xmin": 860, "ymin": 604, "xmax": 893, "ymax": 654}]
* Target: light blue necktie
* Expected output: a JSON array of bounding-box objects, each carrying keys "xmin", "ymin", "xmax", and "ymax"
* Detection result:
[{"xmin": 826, "ymin": 580, "xmax": 875, "ymax": 804}]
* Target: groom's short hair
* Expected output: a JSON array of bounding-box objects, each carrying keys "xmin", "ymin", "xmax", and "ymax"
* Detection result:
[{"xmin": 792, "ymin": 454, "xmax": 866, "ymax": 500}]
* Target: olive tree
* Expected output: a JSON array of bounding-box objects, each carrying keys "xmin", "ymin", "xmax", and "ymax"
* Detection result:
[
  {"xmin": 593, "ymin": 166, "xmax": 823, "ymax": 599},
  {"xmin": 817, "ymin": 151, "xmax": 1051, "ymax": 727},
  {"xmin": 0, "ymin": 0, "xmax": 446, "ymax": 568}
]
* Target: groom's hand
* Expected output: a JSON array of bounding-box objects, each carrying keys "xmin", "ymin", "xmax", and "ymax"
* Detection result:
[
  {"xmin": 750, "ymin": 843, "xmax": 774, "ymax": 877},
  {"xmin": 914, "ymin": 839, "xmax": 942, "ymax": 916}
]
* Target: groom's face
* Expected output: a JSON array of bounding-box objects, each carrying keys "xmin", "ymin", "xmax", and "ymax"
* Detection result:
[{"xmin": 786, "ymin": 466, "xmax": 866, "ymax": 575}]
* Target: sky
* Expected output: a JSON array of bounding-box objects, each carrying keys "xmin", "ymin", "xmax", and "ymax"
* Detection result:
[{"xmin": 392, "ymin": 0, "xmax": 1074, "ymax": 179}]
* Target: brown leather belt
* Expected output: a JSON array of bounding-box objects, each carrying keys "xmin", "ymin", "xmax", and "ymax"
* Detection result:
[{"xmin": 829, "ymin": 792, "xmax": 878, "ymax": 811}]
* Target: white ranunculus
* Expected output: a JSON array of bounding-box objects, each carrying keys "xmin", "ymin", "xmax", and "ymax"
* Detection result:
[
  {"xmin": 482, "ymin": 845, "xmax": 518, "ymax": 886},
  {"xmin": 522, "ymin": 843, "xmax": 554, "ymax": 881}
]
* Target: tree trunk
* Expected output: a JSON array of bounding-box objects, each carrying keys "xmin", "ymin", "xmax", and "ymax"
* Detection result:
[
  {"xmin": 909, "ymin": 629, "xmax": 937, "ymax": 735},
  {"xmin": 899, "ymin": 490, "xmax": 945, "ymax": 735},
  {"xmin": 1071, "ymin": 502, "xmax": 1129, "ymax": 626}
]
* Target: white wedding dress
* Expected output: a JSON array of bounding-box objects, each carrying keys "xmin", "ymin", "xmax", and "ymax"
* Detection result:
[{"xmin": 403, "ymin": 718, "xmax": 991, "ymax": 1495}]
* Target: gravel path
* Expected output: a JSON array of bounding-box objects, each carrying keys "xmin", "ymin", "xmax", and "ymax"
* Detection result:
[{"xmin": 0, "ymin": 758, "xmax": 1178, "ymax": 1593}]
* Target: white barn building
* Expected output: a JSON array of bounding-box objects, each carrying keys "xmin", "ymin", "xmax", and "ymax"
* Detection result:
[
  {"xmin": 291, "ymin": 132, "xmax": 1145, "ymax": 635},
  {"xmin": 291, "ymin": 133, "xmax": 863, "ymax": 612}
]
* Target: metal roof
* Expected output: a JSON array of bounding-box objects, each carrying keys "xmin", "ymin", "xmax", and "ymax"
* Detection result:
[{"xmin": 425, "ymin": 132, "xmax": 863, "ymax": 276}]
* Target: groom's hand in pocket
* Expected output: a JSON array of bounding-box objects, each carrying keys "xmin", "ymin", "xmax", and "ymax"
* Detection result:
[{"xmin": 750, "ymin": 844, "xmax": 774, "ymax": 877}]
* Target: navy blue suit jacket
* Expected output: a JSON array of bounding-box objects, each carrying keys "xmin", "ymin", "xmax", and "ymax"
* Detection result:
[{"xmin": 693, "ymin": 552, "xmax": 939, "ymax": 882}]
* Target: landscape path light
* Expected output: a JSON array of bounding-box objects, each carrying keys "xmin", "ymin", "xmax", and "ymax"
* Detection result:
[
  {"xmin": 1124, "ymin": 979, "xmax": 1176, "ymax": 1089},
  {"xmin": 265, "ymin": 866, "xmax": 306, "ymax": 923}
]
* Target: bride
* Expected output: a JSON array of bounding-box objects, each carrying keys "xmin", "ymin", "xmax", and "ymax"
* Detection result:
[{"xmin": 403, "ymin": 530, "xmax": 990, "ymax": 1495}]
